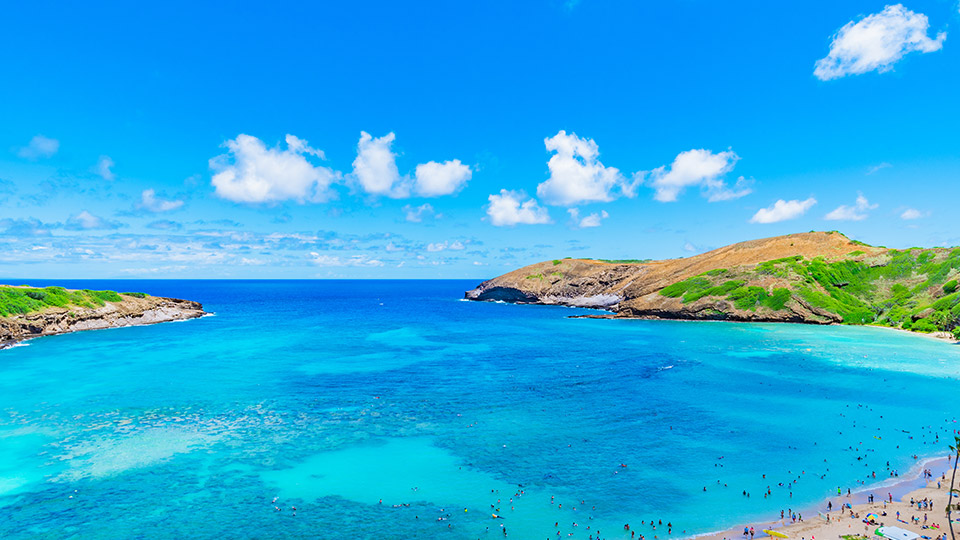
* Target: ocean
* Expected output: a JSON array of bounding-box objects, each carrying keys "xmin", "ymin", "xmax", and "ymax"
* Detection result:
[{"xmin": 1, "ymin": 279, "xmax": 958, "ymax": 539}]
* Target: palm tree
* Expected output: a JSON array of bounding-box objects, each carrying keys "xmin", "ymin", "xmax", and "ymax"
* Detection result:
[{"xmin": 948, "ymin": 434, "xmax": 959, "ymax": 540}]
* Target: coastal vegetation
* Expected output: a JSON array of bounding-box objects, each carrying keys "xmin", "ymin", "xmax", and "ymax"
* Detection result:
[
  {"xmin": 657, "ymin": 246, "xmax": 960, "ymax": 334},
  {"xmin": 0, "ymin": 285, "xmax": 146, "ymax": 317}
]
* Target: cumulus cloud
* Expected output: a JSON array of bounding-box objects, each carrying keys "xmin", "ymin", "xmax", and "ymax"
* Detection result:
[
  {"xmin": 96, "ymin": 156, "xmax": 116, "ymax": 181},
  {"xmin": 750, "ymin": 198, "xmax": 817, "ymax": 224},
  {"xmin": 647, "ymin": 149, "xmax": 744, "ymax": 202},
  {"xmin": 531, "ymin": 132, "xmax": 745, "ymax": 205},
  {"xmin": 140, "ymin": 189, "xmax": 185, "ymax": 212},
  {"xmin": 64, "ymin": 210, "xmax": 123, "ymax": 230},
  {"xmin": 567, "ymin": 208, "xmax": 609, "ymax": 228},
  {"xmin": 210, "ymin": 134, "xmax": 340, "ymax": 204},
  {"xmin": 536, "ymin": 131, "xmax": 634, "ymax": 206},
  {"xmin": 17, "ymin": 135, "xmax": 59, "ymax": 159},
  {"xmin": 900, "ymin": 207, "xmax": 928, "ymax": 219},
  {"xmin": 824, "ymin": 193, "xmax": 877, "ymax": 221},
  {"xmin": 814, "ymin": 4, "xmax": 946, "ymax": 81},
  {"xmin": 414, "ymin": 160, "xmax": 472, "ymax": 196},
  {"xmin": 403, "ymin": 203, "xmax": 440, "ymax": 223},
  {"xmin": 486, "ymin": 189, "xmax": 551, "ymax": 226},
  {"xmin": 351, "ymin": 132, "xmax": 473, "ymax": 198},
  {"xmin": 309, "ymin": 253, "xmax": 384, "ymax": 267},
  {"xmin": 352, "ymin": 132, "xmax": 406, "ymax": 197}
]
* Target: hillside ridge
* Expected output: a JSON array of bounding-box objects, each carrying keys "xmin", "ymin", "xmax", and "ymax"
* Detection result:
[{"xmin": 465, "ymin": 231, "xmax": 960, "ymax": 340}]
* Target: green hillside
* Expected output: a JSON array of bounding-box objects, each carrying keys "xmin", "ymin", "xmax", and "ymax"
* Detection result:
[
  {"xmin": 659, "ymin": 247, "xmax": 960, "ymax": 339},
  {"xmin": 0, "ymin": 286, "xmax": 147, "ymax": 317}
]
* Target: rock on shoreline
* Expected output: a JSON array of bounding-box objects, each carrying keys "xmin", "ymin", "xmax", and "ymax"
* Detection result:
[{"xmin": 0, "ymin": 294, "xmax": 205, "ymax": 349}]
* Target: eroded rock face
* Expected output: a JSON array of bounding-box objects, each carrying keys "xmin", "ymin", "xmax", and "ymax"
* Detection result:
[{"xmin": 0, "ymin": 295, "xmax": 205, "ymax": 348}]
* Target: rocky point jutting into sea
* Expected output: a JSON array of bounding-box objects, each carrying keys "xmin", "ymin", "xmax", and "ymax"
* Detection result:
[
  {"xmin": 0, "ymin": 286, "xmax": 205, "ymax": 348},
  {"xmin": 466, "ymin": 231, "xmax": 960, "ymax": 340}
]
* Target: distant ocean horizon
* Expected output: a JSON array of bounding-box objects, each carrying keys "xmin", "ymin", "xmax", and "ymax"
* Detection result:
[{"xmin": 1, "ymin": 279, "xmax": 958, "ymax": 539}]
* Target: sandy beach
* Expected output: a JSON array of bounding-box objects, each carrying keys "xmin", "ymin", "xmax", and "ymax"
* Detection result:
[{"xmin": 700, "ymin": 456, "xmax": 957, "ymax": 540}]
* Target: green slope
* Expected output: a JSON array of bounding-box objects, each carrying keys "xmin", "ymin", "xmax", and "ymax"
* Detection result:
[
  {"xmin": 658, "ymin": 247, "xmax": 960, "ymax": 338},
  {"xmin": 0, "ymin": 285, "xmax": 147, "ymax": 317}
]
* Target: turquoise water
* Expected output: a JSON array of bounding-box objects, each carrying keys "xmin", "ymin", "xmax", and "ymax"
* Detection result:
[{"xmin": 1, "ymin": 280, "xmax": 958, "ymax": 539}]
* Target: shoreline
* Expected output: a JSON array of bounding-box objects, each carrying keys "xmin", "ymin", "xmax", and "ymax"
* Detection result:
[
  {"xmin": 563, "ymin": 307, "xmax": 959, "ymax": 344},
  {"xmin": 861, "ymin": 322, "xmax": 958, "ymax": 344},
  {"xmin": 0, "ymin": 312, "xmax": 212, "ymax": 351},
  {"xmin": 0, "ymin": 295, "xmax": 206, "ymax": 350},
  {"xmin": 692, "ymin": 454, "xmax": 956, "ymax": 540}
]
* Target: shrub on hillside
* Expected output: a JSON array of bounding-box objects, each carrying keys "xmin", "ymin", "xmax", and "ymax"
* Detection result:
[{"xmin": 910, "ymin": 319, "xmax": 938, "ymax": 333}]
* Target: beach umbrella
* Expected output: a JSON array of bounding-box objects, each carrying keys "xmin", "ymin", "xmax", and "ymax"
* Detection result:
[
  {"xmin": 763, "ymin": 529, "xmax": 788, "ymax": 538},
  {"xmin": 866, "ymin": 513, "xmax": 879, "ymax": 523}
]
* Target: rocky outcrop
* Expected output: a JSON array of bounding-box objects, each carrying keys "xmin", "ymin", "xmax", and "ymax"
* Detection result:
[{"xmin": 0, "ymin": 294, "xmax": 205, "ymax": 348}]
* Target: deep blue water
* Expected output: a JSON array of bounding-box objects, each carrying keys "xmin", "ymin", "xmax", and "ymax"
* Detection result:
[{"xmin": 1, "ymin": 280, "xmax": 958, "ymax": 539}]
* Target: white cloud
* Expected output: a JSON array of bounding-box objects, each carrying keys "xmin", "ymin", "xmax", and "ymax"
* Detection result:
[
  {"xmin": 64, "ymin": 210, "xmax": 122, "ymax": 230},
  {"xmin": 866, "ymin": 162, "xmax": 892, "ymax": 175},
  {"xmin": 17, "ymin": 135, "xmax": 59, "ymax": 159},
  {"xmin": 532, "ymin": 132, "xmax": 745, "ymax": 205},
  {"xmin": 486, "ymin": 189, "xmax": 551, "ymax": 226},
  {"xmin": 814, "ymin": 4, "xmax": 946, "ymax": 81},
  {"xmin": 750, "ymin": 198, "xmax": 817, "ymax": 224},
  {"xmin": 96, "ymin": 156, "xmax": 116, "ymax": 181},
  {"xmin": 210, "ymin": 134, "xmax": 339, "ymax": 204},
  {"xmin": 567, "ymin": 208, "xmax": 609, "ymax": 228},
  {"xmin": 140, "ymin": 189, "xmax": 184, "ymax": 213},
  {"xmin": 403, "ymin": 203, "xmax": 439, "ymax": 223},
  {"xmin": 309, "ymin": 253, "xmax": 384, "ymax": 267},
  {"xmin": 351, "ymin": 132, "xmax": 472, "ymax": 198},
  {"xmin": 414, "ymin": 160, "xmax": 471, "ymax": 196},
  {"xmin": 900, "ymin": 207, "xmax": 928, "ymax": 219},
  {"xmin": 647, "ymin": 149, "xmax": 743, "ymax": 202},
  {"xmin": 824, "ymin": 193, "xmax": 877, "ymax": 221},
  {"xmin": 536, "ymin": 131, "xmax": 633, "ymax": 206},
  {"xmin": 352, "ymin": 132, "xmax": 407, "ymax": 197},
  {"xmin": 426, "ymin": 240, "xmax": 465, "ymax": 252},
  {"xmin": 707, "ymin": 176, "xmax": 754, "ymax": 202}
]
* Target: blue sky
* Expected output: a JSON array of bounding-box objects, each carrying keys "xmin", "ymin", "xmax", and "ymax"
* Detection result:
[{"xmin": 1, "ymin": 1, "xmax": 958, "ymax": 279}]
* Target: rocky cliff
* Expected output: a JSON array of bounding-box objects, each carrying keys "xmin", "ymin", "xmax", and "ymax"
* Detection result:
[
  {"xmin": 0, "ymin": 288, "xmax": 205, "ymax": 348},
  {"xmin": 465, "ymin": 231, "xmax": 960, "ymax": 338}
]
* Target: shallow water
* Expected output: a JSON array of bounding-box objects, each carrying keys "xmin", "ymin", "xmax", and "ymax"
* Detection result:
[{"xmin": 1, "ymin": 280, "xmax": 958, "ymax": 539}]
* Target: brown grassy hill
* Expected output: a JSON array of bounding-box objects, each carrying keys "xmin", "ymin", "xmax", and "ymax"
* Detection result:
[{"xmin": 465, "ymin": 231, "xmax": 960, "ymax": 339}]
